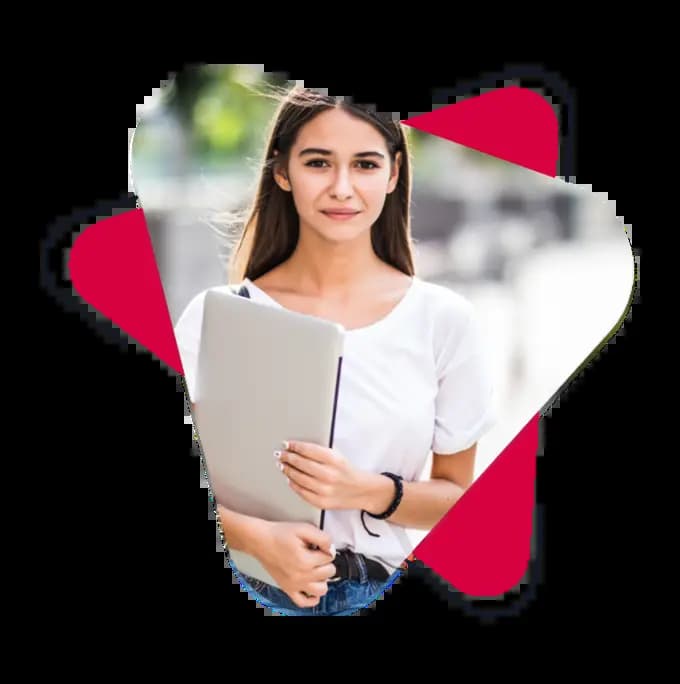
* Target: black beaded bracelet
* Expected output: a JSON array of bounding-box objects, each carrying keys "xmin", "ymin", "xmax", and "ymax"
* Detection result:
[{"xmin": 361, "ymin": 472, "xmax": 404, "ymax": 538}]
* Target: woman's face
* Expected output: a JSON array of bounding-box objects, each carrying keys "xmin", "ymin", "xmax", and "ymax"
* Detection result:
[{"xmin": 275, "ymin": 107, "xmax": 401, "ymax": 246}]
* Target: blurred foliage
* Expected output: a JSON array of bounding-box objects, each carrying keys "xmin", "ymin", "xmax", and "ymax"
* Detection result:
[
  {"xmin": 177, "ymin": 65, "xmax": 288, "ymax": 162},
  {"xmin": 134, "ymin": 65, "xmax": 437, "ymax": 172}
]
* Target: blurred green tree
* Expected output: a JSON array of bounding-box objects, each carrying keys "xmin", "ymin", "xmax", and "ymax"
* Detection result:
[{"xmin": 141, "ymin": 65, "xmax": 431, "ymax": 172}]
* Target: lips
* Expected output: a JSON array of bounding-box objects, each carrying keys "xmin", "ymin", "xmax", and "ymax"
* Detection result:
[{"xmin": 321, "ymin": 209, "xmax": 361, "ymax": 220}]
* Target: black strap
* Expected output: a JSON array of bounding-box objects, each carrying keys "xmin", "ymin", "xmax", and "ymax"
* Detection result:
[
  {"xmin": 360, "ymin": 472, "xmax": 404, "ymax": 537},
  {"xmin": 230, "ymin": 283, "xmax": 251, "ymax": 299}
]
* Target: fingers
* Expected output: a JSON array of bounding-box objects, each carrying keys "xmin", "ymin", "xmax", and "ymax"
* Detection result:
[
  {"xmin": 296, "ymin": 525, "xmax": 334, "ymax": 556},
  {"xmin": 304, "ymin": 548, "xmax": 337, "ymax": 572},
  {"xmin": 304, "ymin": 581, "xmax": 330, "ymax": 598},
  {"xmin": 308, "ymin": 541, "xmax": 337, "ymax": 561},
  {"xmin": 277, "ymin": 450, "xmax": 328, "ymax": 482},
  {"xmin": 284, "ymin": 463, "xmax": 325, "ymax": 496},
  {"xmin": 288, "ymin": 478, "xmax": 328, "ymax": 511},
  {"xmin": 292, "ymin": 592, "xmax": 321, "ymax": 609},
  {"xmin": 286, "ymin": 566, "xmax": 335, "ymax": 608},
  {"xmin": 311, "ymin": 562, "xmax": 338, "ymax": 582},
  {"xmin": 283, "ymin": 440, "xmax": 333, "ymax": 465},
  {"xmin": 290, "ymin": 581, "xmax": 329, "ymax": 608}
]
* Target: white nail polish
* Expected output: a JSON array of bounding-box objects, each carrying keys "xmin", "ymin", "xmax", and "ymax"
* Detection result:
[{"xmin": 274, "ymin": 450, "xmax": 281, "ymax": 459}]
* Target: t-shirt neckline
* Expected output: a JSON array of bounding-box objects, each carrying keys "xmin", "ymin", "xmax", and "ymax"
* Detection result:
[{"xmin": 242, "ymin": 276, "xmax": 419, "ymax": 335}]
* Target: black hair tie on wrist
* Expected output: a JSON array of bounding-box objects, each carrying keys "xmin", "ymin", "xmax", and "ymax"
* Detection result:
[{"xmin": 361, "ymin": 472, "xmax": 404, "ymax": 538}]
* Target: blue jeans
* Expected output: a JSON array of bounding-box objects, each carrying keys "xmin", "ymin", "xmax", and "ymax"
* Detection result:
[{"xmin": 231, "ymin": 561, "xmax": 403, "ymax": 616}]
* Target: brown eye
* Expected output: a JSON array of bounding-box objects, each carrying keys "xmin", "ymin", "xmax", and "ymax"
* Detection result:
[{"xmin": 305, "ymin": 159, "xmax": 329, "ymax": 168}]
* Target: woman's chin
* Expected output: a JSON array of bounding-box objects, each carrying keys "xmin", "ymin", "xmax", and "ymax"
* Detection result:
[{"xmin": 306, "ymin": 224, "xmax": 372, "ymax": 246}]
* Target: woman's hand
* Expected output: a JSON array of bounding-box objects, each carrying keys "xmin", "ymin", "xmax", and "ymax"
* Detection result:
[
  {"xmin": 256, "ymin": 520, "xmax": 338, "ymax": 608},
  {"xmin": 216, "ymin": 503, "xmax": 337, "ymax": 608},
  {"xmin": 276, "ymin": 440, "xmax": 379, "ymax": 511}
]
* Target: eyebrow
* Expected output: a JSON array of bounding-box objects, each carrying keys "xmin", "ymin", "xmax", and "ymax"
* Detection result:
[{"xmin": 298, "ymin": 147, "xmax": 385, "ymax": 159}]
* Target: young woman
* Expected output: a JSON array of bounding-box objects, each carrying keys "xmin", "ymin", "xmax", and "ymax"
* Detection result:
[{"xmin": 174, "ymin": 86, "xmax": 497, "ymax": 616}]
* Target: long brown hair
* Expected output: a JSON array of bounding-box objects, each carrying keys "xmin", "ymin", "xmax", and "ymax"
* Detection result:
[{"xmin": 226, "ymin": 86, "xmax": 415, "ymax": 284}]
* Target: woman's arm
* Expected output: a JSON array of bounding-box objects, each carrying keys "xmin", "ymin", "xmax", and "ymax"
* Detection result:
[
  {"xmin": 216, "ymin": 505, "xmax": 272, "ymax": 555},
  {"xmin": 216, "ymin": 504, "xmax": 337, "ymax": 608},
  {"xmin": 278, "ymin": 440, "xmax": 477, "ymax": 532},
  {"xmin": 359, "ymin": 444, "xmax": 477, "ymax": 531}
]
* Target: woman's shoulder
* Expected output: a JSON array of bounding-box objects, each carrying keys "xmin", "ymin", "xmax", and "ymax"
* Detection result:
[
  {"xmin": 412, "ymin": 277, "xmax": 475, "ymax": 323},
  {"xmin": 411, "ymin": 279, "xmax": 486, "ymax": 375}
]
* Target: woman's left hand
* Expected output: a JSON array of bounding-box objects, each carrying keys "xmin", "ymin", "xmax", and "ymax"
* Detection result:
[{"xmin": 276, "ymin": 441, "xmax": 371, "ymax": 510}]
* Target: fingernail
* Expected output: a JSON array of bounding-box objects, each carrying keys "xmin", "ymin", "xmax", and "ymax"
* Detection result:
[
  {"xmin": 330, "ymin": 544, "xmax": 337, "ymax": 557},
  {"xmin": 281, "ymin": 440, "xmax": 289, "ymax": 450},
  {"xmin": 273, "ymin": 450, "xmax": 281, "ymax": 459},
  {"xmin": 278, "ymin": 462, "xmax": 284, "ymax": 472}
]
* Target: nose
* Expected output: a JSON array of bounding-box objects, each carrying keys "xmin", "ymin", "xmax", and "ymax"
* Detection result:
[{"xmin": 329, "ymin": 167, "xmax": 353, "ymax": 200}]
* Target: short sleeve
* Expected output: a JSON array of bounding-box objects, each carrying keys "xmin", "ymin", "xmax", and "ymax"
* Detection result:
[
  {"xmin": 173, "ymin": 289, "xmax": 209, "ymax": 403},
  {"xmin": 431, "ymin": 302, "xmax": 497, "ymax": 454}
]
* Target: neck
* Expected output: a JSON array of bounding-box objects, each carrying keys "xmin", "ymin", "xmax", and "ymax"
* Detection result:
[{"xmin": 285, "ymin": 224, "xmax": 387, "ymax": 297}]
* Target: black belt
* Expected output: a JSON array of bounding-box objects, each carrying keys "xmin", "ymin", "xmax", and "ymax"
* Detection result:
[{"xmin": 330, "ymin": 549, "xmax": 389, "ymax": 582}]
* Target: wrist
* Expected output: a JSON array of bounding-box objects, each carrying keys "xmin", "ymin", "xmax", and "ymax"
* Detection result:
[
  {"xmin": 243, "ymin": 517, "xmax": 274, "ymax": 558},
  {"xmin": 361, "ymin": 472, "xmax": 397, "ymax": 516}
]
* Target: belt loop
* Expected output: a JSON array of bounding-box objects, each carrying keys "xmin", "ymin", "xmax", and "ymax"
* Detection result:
[
  {"xmin": 348, "ymin": 551, "xmax": 359, "ymax": 581},
  {"xmin": 356, "ymin": 552, "xmax": 368, "ymax": 583}
]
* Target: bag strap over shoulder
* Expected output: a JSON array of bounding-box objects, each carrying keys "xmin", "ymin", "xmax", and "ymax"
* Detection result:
[{"xmin": 229, "ymin": 283, "xmax": 251, "ymax": 299}]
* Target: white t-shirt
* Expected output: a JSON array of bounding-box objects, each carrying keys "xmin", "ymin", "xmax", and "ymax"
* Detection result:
[{"xmin": 174, "ymin": 275, "xmax": 497, "ymax": 574}]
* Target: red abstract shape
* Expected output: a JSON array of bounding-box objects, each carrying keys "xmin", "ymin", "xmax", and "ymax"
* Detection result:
[
  {"xmin": 402, "ymin": 85, "xmax": 558, "ymax": 176},
  {"xmin": 414, "ymin": 415, "xmax": 539, "ymax": 596},
  {"xmin": 68, "ymin": 208, "xmax": 183, "ymax": 374}
]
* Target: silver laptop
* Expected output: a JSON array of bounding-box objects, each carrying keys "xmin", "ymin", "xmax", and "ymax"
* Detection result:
[{"xmin": 193, "ymin": 287, "xmax": 345, "ymax": 588}]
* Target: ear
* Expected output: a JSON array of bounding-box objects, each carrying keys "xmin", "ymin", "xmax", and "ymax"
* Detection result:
[
  {"xmin": 387, "ymin": 151, "xmax": 402, "ymax": 194},
  {"xmin": 272, "ymin": 149, "xmax": 292, "ymax": 192}
]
